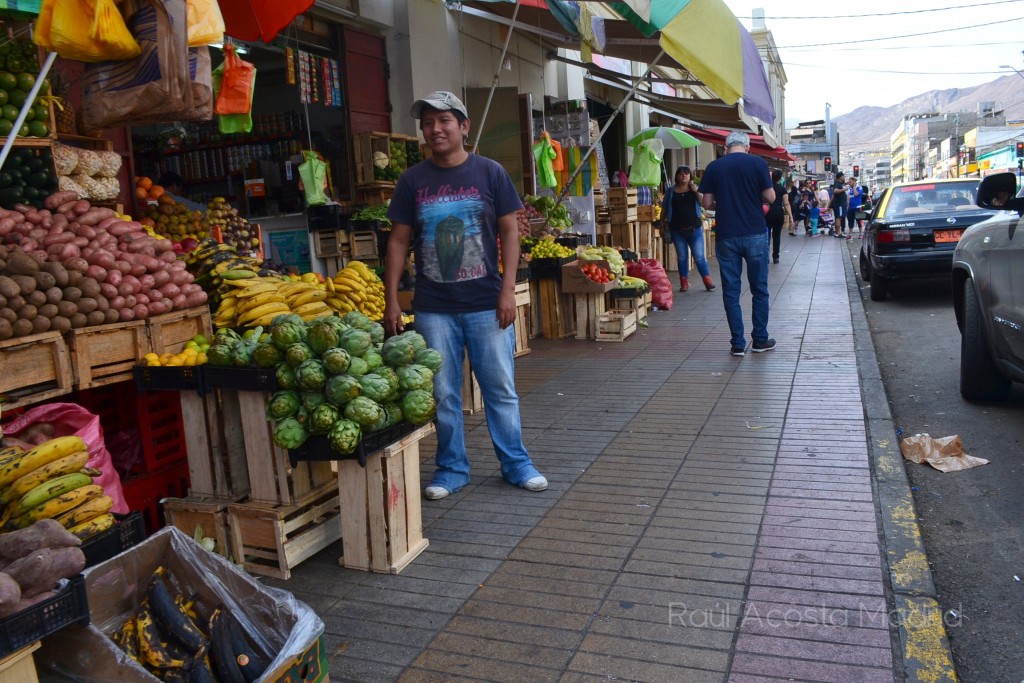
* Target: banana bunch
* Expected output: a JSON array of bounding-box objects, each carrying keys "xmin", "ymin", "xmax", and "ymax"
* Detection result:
[
  {"xmin": 185, "ymin": 239, "xmax": 279, "ymax": 308},
  {"xmin": 112, "ymin": 565, "xmax": 269, "ymax": 682},
  {"xmin": 326, "ymin": 261, "xmax": 385, "ymax": 319},
  {"xmin": 0, "ymin": 436, "xmax": 114, "ymax": 539},
  {"xmin": 213, "ymin": 277, "xmax": 333, "ymax": 328}
]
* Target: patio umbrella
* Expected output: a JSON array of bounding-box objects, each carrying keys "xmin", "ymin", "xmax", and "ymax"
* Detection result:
[
  {"xmin": 626, "ymin": 127, "xmax": 700, "ymax": 149},
  {"xmin": 219, "ymin": 0, "xmax": 315, "ymax": 43}
]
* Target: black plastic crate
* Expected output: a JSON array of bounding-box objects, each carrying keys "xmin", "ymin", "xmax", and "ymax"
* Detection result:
[
  {"xmin": 528, "ymin": 256, "xmax": 574, "ymax": 280},
  {"xmin": 289, "ymin": 421, "xmax": 420, "ymax": 468},
  {"xmin": 515, "ymin": 266, "xmax": 530, "ymax": 283},
  {"xmin": 349, "ymin": 218, "xmax": 388, "ymax": 231},
  {"xmin": 555, "ymin": 233, "xmax": 593, "ymax": 249},
  {"xmin": 0, "ymin": 574, "xmax": 89, "ymax": 658},
  {"xmin": 306, "ymin": 204, "xmax": 352, "ymax": 232},
  {"xmin": 201, "ymin": 365, "xmax": 278, "ymax": 393},
  {"xmin": 133, "ymin": 365, "xmax": 203, "ymax": 392},
  {"xmin": 81, "ymin": 512, "xmax": 146, "ymax": 568},
  {"xmin": 610, "ymin": 286, "xmax": 650, "ymax": 299}
]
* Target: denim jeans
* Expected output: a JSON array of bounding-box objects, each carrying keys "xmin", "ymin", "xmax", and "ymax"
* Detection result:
[
  {"xmin": 715, "ymin": 232, "xmax": 770, "ymax": 349},
  {"xmin": 669, "ymin": 227, "xmax": 710, "ymax": 279},
  {"xmin": 414, "ymin": 309, "xmax": 541, "ymax": 492}
]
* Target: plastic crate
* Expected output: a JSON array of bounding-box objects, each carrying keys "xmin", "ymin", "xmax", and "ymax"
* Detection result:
[
  {"xmin": 515, "ymin": 266, "xmax": 530, "ymax": 283},
  {"xmin": 80, "ymin": 512, "xmax": 146, "ymax": 568},
  {"xmin": 0, "ymin": 574, "xmax": 90, "ymax": 658},
  {"xmin": 136, "ymin": 390, "xmax": 187, "ymax": 474},
  {"xmin": 121, "ymin": 460, "xmax": 190, "ymax": 534},
  {"xmin": 133, "ymin": 365, "xmax": 203, "ymax": 392},
  {"xmin": 555, "ymin": 233, "xmax": 593, "ymax": 248},
  {"xmin": 528, "ymin": 256, "xmax": 574, "ymax": 280},
  {"xmin": 289, "ymin": 421, "xmax": 420, "ymax": 468},
  {"xmin": 201, "ymin": 365, "xmax": 278, "ymax": 393},
  {"xmin": 609, "ymin": 286, "xmax": 650, "ymax": 299}
]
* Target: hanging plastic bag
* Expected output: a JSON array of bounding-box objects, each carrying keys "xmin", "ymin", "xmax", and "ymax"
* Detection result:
[
  {"xmin": 2, "ymin": 403, "xmax": 129, "ymax": 514},
  {"xmin": 214, "ymin": 44, "xmax": 257, "ymax": 115},
  {"xmin": 35, "ymin": 0, "xmax": 141, "ymax": 62},
  {"xmin": 211, "ymin": 56, "xmax": 255, "ymax": 134},
  {"xmin": 186, "ymin": 0, "xmax": 224, "ymax": 46},
  {"xmin": 179, "ymin": 46, "xmax": 213, "ymax": 121},
  {"xmin": 532, "ymin": 134, "xmax": 558, "ymax": 189},
  {"xmin": 629, "ymin": 139, "xmax": 664, "ymax": 188},
  {"xmin": 298, "ymin": 151, "xmax": 328, "ymax": 206},
  {"xmin": 627, "ymin": 258, "xmax": 673, "ymax": 310}
]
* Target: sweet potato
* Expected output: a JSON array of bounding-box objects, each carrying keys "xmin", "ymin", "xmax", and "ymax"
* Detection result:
[
  {"xmin": 0, "ymin": 572, "xmax": 21, "ymax": 615},
  {"xmin": 3, "ymin": 545, "xmax": 85, "ymax": 598},
  {"xmin": 44, "ymin": 191, "xmax": 79, "ymax": 210},
  {"xmin": 0, "ymin": 519, "xmax": 82, "ymax": 560}
]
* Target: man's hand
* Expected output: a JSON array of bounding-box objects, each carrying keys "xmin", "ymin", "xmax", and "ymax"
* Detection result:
[
  {"xmin": 384, "ymin": 300, "xmax": 404, "ymax": 337},
  {"xmin": 496, "ymin": 288, "xmax": 516, "ymax": 329}
]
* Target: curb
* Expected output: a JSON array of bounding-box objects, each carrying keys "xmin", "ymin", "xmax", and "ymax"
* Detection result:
[{"xmin": 843, "ymin": 244, "xmax": 958, "ymax": 683}]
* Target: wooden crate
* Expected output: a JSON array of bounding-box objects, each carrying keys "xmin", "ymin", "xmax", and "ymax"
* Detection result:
[
  {"xmin": 574, "ymin": 292, "xmax": 607, "ymax": 341},
  {"xmin": 228, "ymin": 482, "xmax": 342, "ymax": 580},
  {"xmin": 610, "ymin": 206, "xmax": 638, "ymax": 223},
  {"xmin": 514, "ymin": 281, "xmax": 531, "ymax": 357},
  {"xmin": 0, "ymin": 332, "xmax": 73, "ymax": 410},
  {"xmin": 338, "ymin": 423, "xmax": 434, "ymax": 574},
  {"xmin": 68, "ymin": 320, "xmax": 151, "ymax": 389},
  {"xmin": 595, "ymin": 221, "xmax": 611, "ymax": 235},
  {"xmin": 607, "ymin": 187, "xmax": 638, "ymax": 207},
  {"xmin": 353, "ymin": 132, "xmax": 394, "ymax": 187},
  {"xmin": 233, "ymin": 391, "xmax": 337, "ymax": 505},
  {"xmin": 637, "ymin": 222, "xmax": 654, "ymax": 258},
  {"xmin": 147, "ymin": 307, "xmax": 213, "ymax": 356},
  {"xmin": 663, "ymin": 239, "xmax": 679, "ymax": 272},
  {"xmin": 595, "ymin": 233, "xmax": 614, "ymax": 247},
  {"xmin": 636, "ymin": 204, "xmax": 657, "ymax": 222},
  {"xmin": 611, "ymin": 290, "xmax": 651, "ymax": 321},
  {"xmin": 163, "ymin": 495, "xmax": 239, "ymax": 559},
  {"xmin": 596, "ymin": 309, "xmax": 638, "ymax": 342},
  {"xmin": 0, "ymin": 641, "xmax": 40, "ymax": 683},
  {"xmin": 178, "ymin": 391, "xmax": 250, "ymax": 499},
  {"xmin": 527, "ymin": 280, "xmax": 543, "ymax": 339},
  {"xmin": 610, "ymin": 221, "xmax": 639, "ymax": 251},
  {"xmin": 536, "ymin": 278, "xmax": 576, "ymax": 339},
  {"xmin": 355, "ymin": 182, "xmax": 395, "ymax": 206},
  {"xmin": 348, "ymin": 231, "xmax": 378, "ymax": 259},
  {"xmin": 313, "ymin": 229, "xmax": 345, "ymax": 258}
]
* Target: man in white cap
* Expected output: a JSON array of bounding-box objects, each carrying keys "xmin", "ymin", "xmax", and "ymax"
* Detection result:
[{"xmin": 384, "ymin": 91, "xmax": 548, "ymax": 500}]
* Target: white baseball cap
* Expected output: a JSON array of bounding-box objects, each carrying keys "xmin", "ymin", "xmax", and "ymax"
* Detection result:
[{"xmin": 410, "ymin": 91, "xmax": 468, "ymax": 119}]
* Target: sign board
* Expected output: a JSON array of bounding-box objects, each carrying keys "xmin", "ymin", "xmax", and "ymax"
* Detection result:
[{"xmin": 245, "ymin": 178, "xmax": 267, "ymax": 197}]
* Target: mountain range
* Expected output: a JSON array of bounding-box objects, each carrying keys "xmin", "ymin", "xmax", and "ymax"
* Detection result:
[{"xmin": 831, "ymin": 74, "xmax": 1024, "ymax": 154}]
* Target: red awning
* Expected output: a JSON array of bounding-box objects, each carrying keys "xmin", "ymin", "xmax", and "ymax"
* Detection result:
[{"xmin": 684, "ymin": 127, "xmax": 795, "ymax": 163}]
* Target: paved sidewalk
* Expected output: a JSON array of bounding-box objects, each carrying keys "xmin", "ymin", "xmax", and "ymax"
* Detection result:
[{"xmin": 269, "ymin": 233, "xmax": 957, "ymax": 682}]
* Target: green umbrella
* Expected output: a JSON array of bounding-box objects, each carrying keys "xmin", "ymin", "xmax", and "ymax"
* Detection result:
[{"xmin": 626, "ymin": 126, "xmax": 700, "ymax": 150}]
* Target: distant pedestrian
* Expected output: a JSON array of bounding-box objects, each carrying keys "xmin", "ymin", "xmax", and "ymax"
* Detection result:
[
  {"xmin": 808, "ymin": 202, "xmax": 821, "ymax": 236},
  {"xmin": 698, "ymin": 131, "xmax": 776, "ymax": 356},
  {"xmin": 846, "ymin": 176, "xmax": 863, "ymax": 239},
  {"xmin": 766, "ymin": 170, "xmax": 787, "ymax": 263},
  {"xmin": 660, "ymin": 165, "xmax": 716, "ymax": 292},
  {"xmin": 830, "ymin": 172, "xmax": 848, "ymax": 237}
]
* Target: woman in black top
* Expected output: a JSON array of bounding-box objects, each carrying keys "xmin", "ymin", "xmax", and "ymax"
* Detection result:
[
  {"xmin": 766, "ymin": 169, "xmax": 788, "ymax": 263},
  {"xmin": 659, "ymin": 166, "xmax": 715, "ymax": 292}
]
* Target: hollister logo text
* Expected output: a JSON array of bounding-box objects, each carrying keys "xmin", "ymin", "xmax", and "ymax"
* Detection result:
[{"xmin": 417, "ymin": 185, "xmax": 481, "ymax": 206}]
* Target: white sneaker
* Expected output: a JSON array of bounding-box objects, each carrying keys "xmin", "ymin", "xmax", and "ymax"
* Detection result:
[
  {"xmin": 424, "ymin": 485, "xmax": 450, "ymax": 500},
  {"xmin": 521, "ymin": 475, "xmax": 548, "ymax": 492}
]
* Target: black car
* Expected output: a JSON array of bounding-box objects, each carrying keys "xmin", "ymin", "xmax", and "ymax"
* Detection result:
[
  {"xmin": 952, "ymin": 172, "xmax": 1024, "ymax": 401},
  {"xmin": 858, "ymin": 178, "xmax": 996, "ymax": 301}
]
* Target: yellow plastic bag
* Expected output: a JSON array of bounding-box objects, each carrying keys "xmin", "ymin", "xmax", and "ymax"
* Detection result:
[
  {"xmin": 36, "ymin": 0, "xmax": 140, "ymax": 62},
  {"xmin": 186, "ymin": 0, "xmax": 225, "ymax": 46}
]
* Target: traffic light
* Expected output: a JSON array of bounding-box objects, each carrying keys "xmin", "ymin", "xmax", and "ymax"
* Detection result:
[
  {"xmin": 1016, "ymin": 141, "xmax": 1023, "ymax": 158},
  {"xmin": 853, "ymin": 165, "xmax": 860, "ymax": 176},
  {"xmin": 824, "ymin": 156, "xmax": 832, "ymax": 172}
]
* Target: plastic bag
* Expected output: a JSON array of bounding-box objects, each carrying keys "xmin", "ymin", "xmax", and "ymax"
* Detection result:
[
  {"xmin": 2, "ymin": 403, "xmax": 129, "ymax": 514},
  {"xmin": 214, "ymin": 44, "xmax": 256, "ymax": 115},
  {"xmin": 627, "ymin": 258, "xmax": 673, "ymax": 310},
  {"xmin": 36, "ymin": 0, "xmax": 141, "ymax": 62},
  {"xmin": 212, "ymin": 55, "xmax": 255, "ymax": 134},
  {"xmin": 629, "ymin": 139, "xmax": 664, "ymax": 188},
  {"xmin": 186, "ymin": 0, "xmax": 224, "ymax": 46},
  {"xmin": 532, "ymin": 135, "xmax": 557, "ymax": 189},
  {"xmin": 900, "ymin": 434, "xmax": 989, "ymax": 472},
  {"xmin": 298, "ymin": 151, "xmax": 328, "ymax": 206}
]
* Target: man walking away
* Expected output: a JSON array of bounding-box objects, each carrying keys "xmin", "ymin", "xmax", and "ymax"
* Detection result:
[
  {"xmin": 766, "ymin": 169, "xmax": 787, "ymax": 263},
  {"xmin": 698, "ymin": 131, "xmax": 776, "ymax": 356}
]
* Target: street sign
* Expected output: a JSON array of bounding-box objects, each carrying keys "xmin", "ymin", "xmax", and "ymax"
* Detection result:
[{"xmin": 825, "ymin": 172, "xmax": 834, "ymax": 183}]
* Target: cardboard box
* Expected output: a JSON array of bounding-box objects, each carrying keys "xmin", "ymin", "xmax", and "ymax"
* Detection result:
[
  {"xmin": 34, "ymin": 527, "xmax": 325, "ymax": 683},
  {"xmin": 560, "ymin": 259, "xmax": 617, "ymax": 294}
]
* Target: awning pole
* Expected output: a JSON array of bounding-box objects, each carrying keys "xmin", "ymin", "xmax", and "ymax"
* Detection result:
[
  {"xmin": 555, "ymin": 48, "xmax": 665, "ymax": 208},
  {"xmin": 472, "ymin": 0, "xmax": 522, "ymax": 154}
]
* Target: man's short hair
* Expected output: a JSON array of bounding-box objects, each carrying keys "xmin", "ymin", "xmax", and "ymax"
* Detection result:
[{"xmin": 724, "ymin": 131, "xmax": 750, "ymax": 149}]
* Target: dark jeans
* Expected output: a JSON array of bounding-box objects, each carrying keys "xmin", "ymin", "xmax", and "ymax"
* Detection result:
[
  {"xmin": 767, "ymin": 212, "xmax": 784, "ymax": 260},
  {"xmin": 716, "ymin": 232, "xmax": 770, "ymax": 349}
]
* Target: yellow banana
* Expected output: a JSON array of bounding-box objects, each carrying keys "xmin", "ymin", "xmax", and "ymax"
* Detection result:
[
  {"xmin": 14, "ymin": 472, "xmax": 94, "ymax": 518},
  {"xmin": 250, "ymin": 312, "xmax": 289, "ymax": 327},
  {"xmin": 67, "ymin": 511, "xmax": 116, "ymax": 540},
  {"xmin": 325, "ymin": 278, "xmax": 336, "ymax": 293},
  {"xmin": 237, "ymin": 302, "xmax": 290, "ymax": 326},
  {"xmin": 280, "ymin": 282, "xmax": 316, "ymax": 295},
  {"xmin": 293, "ymin": 301, "xmax": 331, "ymax": 316},
  {"xmin": 289, "ymin": 289, "xmax": 328, "ymax": 308},
  {"xmin": 16, "ymin": 483, "xmax": 105, "ymax": 526},
  {"xmin": 237, "ymin": 293, "xmax": 286, "ymax": 315},
  {"xmin": 236, "ymin": 283, "xmax": 281, "ymax": 298},
  {"xmin": 0, "ymin": 436, "xmax": 86, "ymax": 489},
  {"xmin": 221, "ymin": 278, "xmax": 264, "ymax": 289},
  {"xmin": 0, "ymin": 450, "xmax": 90, "ymax": 507},
  {"xmin": 56, "ymin": 494, "xmax": 114, "ymax": 529}
]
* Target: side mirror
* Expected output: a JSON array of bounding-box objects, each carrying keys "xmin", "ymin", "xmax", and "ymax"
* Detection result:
[{"xmin": 976, "ymin": 172, "xmax": 1021, "ymax": 210}]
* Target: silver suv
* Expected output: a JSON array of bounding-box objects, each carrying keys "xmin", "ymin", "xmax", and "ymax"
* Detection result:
[{"xmin": 952, "ymin": 172, "xmax": 1024, "ymax": 401}]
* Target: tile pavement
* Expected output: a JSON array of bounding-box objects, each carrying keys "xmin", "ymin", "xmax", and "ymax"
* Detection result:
[{"xmin": 267, "ymin": 233, "xmax": 955, "ymax": 682}]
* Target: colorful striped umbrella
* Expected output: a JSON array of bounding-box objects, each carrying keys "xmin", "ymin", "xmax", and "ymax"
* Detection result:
[{"xmin": 626, "ymin": 126, "xmax": 701, "ymax": 149}]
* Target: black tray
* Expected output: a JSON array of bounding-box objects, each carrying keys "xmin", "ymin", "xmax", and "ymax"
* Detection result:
[
  {"xmin": 528, "ymin": 256, "xmax": 574, "ymax": 280},
  {"xmin": 610, "ymin": 286, "xmax": 650, "ymax": 299},
  {"xmin": 289, "ymin": 421, "xmax": 421, "ymax": 468},
  {"xmin": 81, "ymin": 512, "xmax": 145, "ymax": 568},
  {"xmin": 133, "ymin": 366, "xmax": 203, "ymax": 392},
  {"xmin": 348, "ymin": 219, "xmax": 388, "ymax": 232},
  {"xmin": 0, "ymin": 574, "xmax": 90, "ymax": 658},
  {"xmin": 555, "ymin": 233, "xmax": 593, "ymax": 248},
  {"xmin": 201, "ymin": 365, "xmax": 278, "ymax": 393}
]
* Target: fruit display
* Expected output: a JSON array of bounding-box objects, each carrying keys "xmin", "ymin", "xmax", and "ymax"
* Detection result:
[
  {"xmin": 523, "ymin": 194, "xmax": 573, "ymax": 230},
  {"xmin": 0, "ymin": 147, "xmax": 58, "ymax": 210},
  {"xmin": 109, "ymin": 564, "xmax": 270, "ymax": 682},
  {"xmin": 139, "ymin": 194, "xmax": 206, "ymax": 252},
  {"xmin": 0, "ymin": 39, "xmax": 51, "ymax": 140},
  {"xmin": 515, "ymin": 203, "xmax": 543, "ymax": 237},
  {"xmin": 206, "ymin": 197, "xmax": 260, "ymax": 257},
  {"xmin": 184, "ymin": 237, "xmax": 278, "ymax": 309},
  {"xmin": 0, "ymin": 518, "xmax": 86, "ymax": 618},
  {"xmin": 579, "ymin": 245, "xmax": 626, "ymax": 275},
  {"xmin": 0, "ymin": 191, "xmax": 207, "ymax": 340},
  {"xmin": 133, "ymin": 175, "xmax": 167, "ymax": 204},
  {"xmin": 372, "ymin": 150, "xmax": 399, "ymax": 182},
  {"xmin": 143, "ymin": 334, "xmax": 210, "ymax": 366},
  {"xmin": 522, "ymin": 235, "xmax": 574, "ymax": 259},
  {"xmin": 388, "ymin": 139, "xmax": 407, "ymax": 175},
  {"xmin": 328, "ymin": 261, "xmax": 385, "ymax": 319},
  {"xmin": 51, "ymin": 144, "xmax": 121, "ymax": 202}
]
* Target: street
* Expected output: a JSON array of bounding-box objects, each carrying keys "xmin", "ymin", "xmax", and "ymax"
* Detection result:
[{"xmin": 846, "ymin": 243, "xmax": 1024, "ymax": 683}]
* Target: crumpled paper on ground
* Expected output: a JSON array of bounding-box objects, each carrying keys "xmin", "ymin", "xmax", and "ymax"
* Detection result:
[{"xmin": 900, "ymin": 434, "xmax": 988, "ymax": 472}]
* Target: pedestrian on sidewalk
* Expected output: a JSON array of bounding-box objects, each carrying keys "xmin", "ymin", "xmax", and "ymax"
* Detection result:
[
  {"xmin": 846, "ymin": 176, "xmax": 863, "ymax": 239},
  {"xmin": 698, "ymin": 131, "xmax": 776, "ymax": 356},
  {"xmin": 383, "ymin": 90, "xmax": 547, "ymax": 501},
  {"xmin": 659, "ymin": 165, "xmax": 715, "ymax": 292},
  {"xmin": 830, "ymin": 172, "xmax": 849, "ymax": 238},
  {"xmin": 766, "ymin": 169, "xmax": 788, "ymax": 263}
]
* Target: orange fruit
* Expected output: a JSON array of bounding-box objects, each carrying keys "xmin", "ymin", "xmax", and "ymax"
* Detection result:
[
  {"xmin": 134, "ymin": 187, "xmax": 148, "ymax": 199},
  {"xmin": 137, "ymin": 176, "xmax": 153, "ymax": 190},
  {"xmin": 157, "ymin": 193, "xmax": 175, "ymax": 206},
  {"xmin": 148, "ymin": 185, "xmax": 165, "ymax": 199}
]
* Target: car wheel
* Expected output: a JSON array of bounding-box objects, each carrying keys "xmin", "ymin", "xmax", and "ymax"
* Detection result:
[
  {"xmin": 960, "ymin": 278, "xmax": 1011, "ymax": 401},
  {"xmin": 859, "ymin": 250, "xmax": 870, "ymax": 281},
  {"xmin": 869, "ymin": 266, "xmax": 887, "ymax": 301}
]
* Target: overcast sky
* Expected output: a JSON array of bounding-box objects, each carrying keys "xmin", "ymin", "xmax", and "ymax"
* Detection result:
[{"xmin": 723, "ymin": 0, "xmax": 1023, "ymax": 127}]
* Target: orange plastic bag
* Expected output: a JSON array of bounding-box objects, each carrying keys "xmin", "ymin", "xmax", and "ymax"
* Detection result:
[
  {"xmin": 214, "ymin": 44, "xmax": 256, "ymax": 115},
  {"xmin": 186, "ymin": 0, "xmax": 225, "ymax": 46}
]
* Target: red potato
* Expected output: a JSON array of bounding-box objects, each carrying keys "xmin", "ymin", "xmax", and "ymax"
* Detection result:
[
  {"xmin": 114, "ymin": 260, "xmax": 131, "ymax": 274},
  {"xmin": 123, "ymin": 274, "xmax": 140, "ymax": 290},
  {"xmin": 71, "ymin": 236, "xmax": 89, "ymax": 248},
  {"xmin": 148, "ymin": 300, "xmax": 166, "ymax": 315},
  {"xmin": 132, "ymin": 303, "xmax": 148, "ymax": 319},
  {"xmin": 28, "ymin": 227, "xmax": 47, "ymax": 241},
  {"xmin": 24, "ymin": 211, "xmax": 43, "ymax": 225},
  {"xmin": 104, "ymin": 269, "xmax": 122, "ymax": 286},
  {"xmin": 44, "ymin": 191, "xmax": 79, "ymax": 210},
  {"xmin": 57, "ymin": 244, "xmax": 80, "ymax": 260},
  {"xmin": 85, "ymin": 265, "xmax": 107, "ymax": 281},
  {"xmin": 138, "ymin": 273, "xmax": 155, "ymax": 290},
  {"xmin": 184, "ymin": 290, "xmax": 208, "ymax": 307},
  {"xmin": 46, "ymin": 244, "xmax": 66, "ymax": 257},
  {"xmin": 86, "ymin": 250, "xmax": 115, "ymax": 269},
  {"xmin": 50, "ymin": 214, "xmax": 68, "ymax": 231},
  {"xmin": 13, "ymin": 203, "xmax": 32, "ymax": 214},
  {"xmin": 8, "ymin": 212, "xmax": 23, "ymax": 224},
  {"xmin": 151, "ymin": 269, "xmax": 170, "ymax": 287},
  {"xmin": 129, "ymin": 262, "xmax": 146, "ymax": 277},
  {"xmin": 64, "ymin": 257, "xmax": 89, "ymax": 273},
  {"xmin": 74, "ymin": 224, "xmax": 97, "ymax": 240},
  {"xmin": 134, "ymin": 292, "xmax": 149, "ymax": 305},
  {"xmin": 159, "ymin": 282, "xmax": 180, "ymax": 299},
  {"xmin": 42, "ymin": 231, "xmax": 74, "ymax": 247},
  {"xmin": 106, "ymin": 222, "xmax": 141, "ymax": 237},
  {"xmin": 109, "ymin": 295, "xmax": 125, "ymax": 310},
  {"xmin": 99, "ymin": 283, "xmax": 117, "ymax": 299},
  {"xmin": 158, "ymin": 251, "xmax": 177, "ymax": 263},
  {"xmin": 117, "ymin": 282, "xmax": 135, "ymax": 297},
  {"xmin": 71, "ymin": 200, "xmax": 90, "ymax": 216},
  {"xmin": 153, "ymin": 239, "xmax": 173, "ymax": 252},
  {"xmin": 76, "ymin": 208, "xmax": 115, "ymax": 226},
  {"xmin": 55, "ymin": 200, "xmax": 77, "ymax": 215},
  {"xmin": 95, "ymin": 217, "xmax": 118, "ymax": 231},
  {"xmin": 118, "ymin": 307, "xmax": 134, "ymax": 321},
  {"xmin": 123, "ymin": 294, "xmax": 137, "ymax": 307},
  {"xmin": 171, "ymin": 293, "xmax": 187, "ymax": 309},
  {"xmin": 19, "ymin": 238, "xmax": 38, "ymax": 252}
]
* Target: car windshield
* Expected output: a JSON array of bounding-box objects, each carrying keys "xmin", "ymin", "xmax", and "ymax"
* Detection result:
[{"xmin": 881, "ymin": 180, "xmax": 980, "ymax": 219}]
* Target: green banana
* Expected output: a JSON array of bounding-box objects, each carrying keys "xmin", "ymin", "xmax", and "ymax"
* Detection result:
[{"xmin": 13, "ymin": 471, "xmax": 93, "ymax": 518}]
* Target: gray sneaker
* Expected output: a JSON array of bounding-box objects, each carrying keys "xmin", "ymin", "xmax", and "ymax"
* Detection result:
[
  {"xmin": 424, "ymin": 485, "xmax": 450, "ymax": 500},
  {"xmin": 521, "ymin": 475, "xmax": 548, "ymax": 492},
  {"xmin": 751, "ymin": 338, "xmax": 776, "ymax": 353}
]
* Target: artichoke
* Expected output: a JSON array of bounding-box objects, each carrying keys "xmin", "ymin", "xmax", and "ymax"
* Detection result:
[
  {"xmin": 325, "ymin": 374, "xmax": 361, "ymax": 406},
  {"xmin": 205, "ymin": 343, "xmax": 234, "ymax": 367},
  {"xmin": 271, "ymin": 321, "xmax": 306, "ymax": 350},
  {"xmin": 414, "ymin": 348, "xmax": 443, "ymax": 374},
  {"xmin": 272, "ymin": 417, "xmax": 308, "ymax": 450},
  {"xmin": 381, "ymin": 334, "xmax": 416, "ymax": 367},
  {"xmin": 342, "ymin": 311, "xmax": 373, "ymax": 331},
  {"xmin": 275, "ymin": 364, "xmax": 298, "ymax": 390},
  {"xmin": 270, "ymin": 313, "xmax": 304, "ymax": 329},
  {"xmin": 328, "ymin": 419, "xmax": 362, "ymax": 455},
  {"xmin": 285, "ymin": 342, "xmax": 316, "ymax": 368},
  {"xmin": 347, "ymin": 356, "xmax": 369, "ymax": 377},
  {"xmin": 362, "ymin": 349, "xmax": 383, "ymax": 371},
  {"xmin": 381, "ymin": 402, "xmax": 403, "ymax": 428},
  {"xmin": 322, "ymin": 347, "xmax": 352, "ymax": 375},
  {"xmin": 307, "ymin": 321, "xmax": 340, "ymax": 356},
  {"xmin": 397, "ymin": 364, "xmax": 434, "ymax": 392},
  {"xmin": 404, "ymin": 330, "xmax": 427, "ymax": 353},
  {"xmin": 339, "ymin": 328, "xmax": 373, "ymax": 357},
  {"xmin": 368, "ymin": 322, "xmax": 385, "ymax": 345},
  {"xmin": 375, "ymin": 366, "xmax": 400, "ymax": 396},
  {"xmin": 401, "ymin": 389, "xmax": 436, "ymax": 425},
  {"xmin": 295, "ymin": 359, "xmax": 327, "ymax": 391},
  {"xmin": 309, "ymin": 403, "xmax": 341, "ymax": 436},
  {"xmin": 358, "ymin": 373, "xmax": 393, "ymax": 403},
  {"xmin": 265, "ymin": 390, "xmax": 301, "ymax": 421},
  {"xmin": 301, "ymin": 391, "xmax": 328, "ymax": 412},
  {"xmin": 344, "ymin": 396, "xmax": 385, "ymax": 429},
  {"xmin": 252, "ymin": 342, "xmax": 283, "ymax": 368},
  {"xmin": 231, "ymin": 340, "xmax": 254, "ymax": 367}
]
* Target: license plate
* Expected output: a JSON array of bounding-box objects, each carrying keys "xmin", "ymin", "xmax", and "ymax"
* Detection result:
[{"xmin": 934, "ymin": 229, "xmax": 962, "ymax": 243}]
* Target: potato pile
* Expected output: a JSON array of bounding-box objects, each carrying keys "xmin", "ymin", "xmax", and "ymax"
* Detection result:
[
  {"xmin": 0, "ymin": 518, "xmax": 86, "ymax": 618},
  {"xmin": 0, "ymin": 191, "xmax": 208, "ymax": 340}
]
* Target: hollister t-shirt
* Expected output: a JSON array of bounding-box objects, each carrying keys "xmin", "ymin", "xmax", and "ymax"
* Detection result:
[{"xmin": 387, "ymin": 154, "xmax": 523, "ymax": 313}]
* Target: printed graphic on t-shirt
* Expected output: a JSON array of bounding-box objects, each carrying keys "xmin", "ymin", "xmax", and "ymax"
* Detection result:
[{"xmin": 417, "ymin": 184, "xmax": 487, "ymax": 283}]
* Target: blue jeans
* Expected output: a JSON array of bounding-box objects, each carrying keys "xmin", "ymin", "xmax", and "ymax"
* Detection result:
[
  {"xmin": 414, "ymin": 310, "xmax": 541, "ymax": 492},
  {"xmin": 715, "ymin": 232, "xmax": 770, "ymax": 349},
  {"xmin": 669, "ymin": 227, "xmax": 710, "ymax": 279}
]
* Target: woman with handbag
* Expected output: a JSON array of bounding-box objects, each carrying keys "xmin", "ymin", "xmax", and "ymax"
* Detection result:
[{"xmin": 660, "ymin": 165, "xmax": 715, "ymax": 292}]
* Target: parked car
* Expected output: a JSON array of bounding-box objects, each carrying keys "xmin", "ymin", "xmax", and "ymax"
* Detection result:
[
  {"xmin": 858, "ymin": 178, "xmax": 995, "ymax": 301},
  {"xmin": 952, "ymin": 172, "xmax": 1024, "ymax": 401}
]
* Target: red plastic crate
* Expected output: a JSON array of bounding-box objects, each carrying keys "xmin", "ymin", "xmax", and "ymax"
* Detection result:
[{"xmin": 121, "ymin": 460, "xmax": 190, "ymax": 535}]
